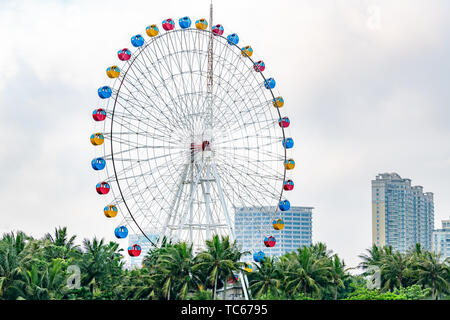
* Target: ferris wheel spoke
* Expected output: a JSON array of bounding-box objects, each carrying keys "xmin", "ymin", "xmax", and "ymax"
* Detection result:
[
  {"xmin": 214, "ymin": 156, "xmax": 283, "ymax": 193},
  {"xmin": 141, "ymin": 40, "xmax": 196, "ymax": 127},
  {"xmin": 119, "ymin": 73, "xmax": 187, "ymax": 135}
]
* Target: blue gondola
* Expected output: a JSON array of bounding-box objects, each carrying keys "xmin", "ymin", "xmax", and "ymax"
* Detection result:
[
  {"xmin": 91, "ymin": 158, "xmax": 106, "ymax": 171},
  {"xmin": 264, "ymin": 78, "xmax": 276, "ymax": 89},
  {"xmin": 131, "ymin": 34, "xmax": 145, "ymax": 47},
  {"xmin": 115, "ymin": 226, "xmax": 128, "ymax": 239},
  {"xmin": 279, "ymin": 200, "xmax": 291, "ymax": 211},
  {"xmin": 253, "ymin": 251, "xmax": 265, "ymax": 263},
  {"xmin": 283, "ymin": 138, "xmax": 294, "ymax": 149},
  {"xmin": 179, "ymin": 16, "xmax": 192, "ymax": 29},
  {"xmin": 227, "ymin": 33, "xmax": 239, "ymax": 45},
  {"xmin": 98, "ymin": 86, "xmax": 112, "ymax": 99}
]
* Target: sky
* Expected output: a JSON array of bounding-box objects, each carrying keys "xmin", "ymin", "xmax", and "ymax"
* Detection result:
[{"xmin": 0, "ymin": 0, "xmax": 449, "ymax": 268}]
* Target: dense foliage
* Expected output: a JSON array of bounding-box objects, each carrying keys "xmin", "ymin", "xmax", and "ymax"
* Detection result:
[{"xmin": 0, "ymin": 228, "xmax": 448, "ymax": 300}]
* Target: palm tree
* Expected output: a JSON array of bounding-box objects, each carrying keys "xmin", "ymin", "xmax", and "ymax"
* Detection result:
[
  {"xmin": 283, "ymin": 246, "xmax": 331, "ymax": 298},
  {"xmin": 380, "ymin": 251, "xmax": 409, "ymax": 291},
  {"xmin": 329, "ymin": 255, "xmax": 347, "ymax": 300},
  {"xmin": 193, "ymin": 235, "xmax": 245, "ymax": 300},
  {"xmin": 415, "ymin": 252, "xmax": 449, "ymax": 299},
  {"xmin": 248, "ymin": 257, "xmax": 281, "ymax": 299},
  {"xmin": 154, "ymin": 242, "xmax": 196, "ymax": 300},
  {"xmin": 311, "ymin": 243, "xmax": 333, "ymax": 259},
  {"xmin": 44, "ymin": 227, "xmax": 77, "ymax": 250},
  {"xmin": 20, "ymin": 260, "xmax": 66, "ymax": 300},
  {"xmin": 118, "ymin": 268, "xmax": 156, "ymax": 300},
  {"xmin": 358, "ymin": 244, "xmax": 384, "ymax": 271},
  {"xmin": 43, "ymin": 227, "xmax": 80, "ymax": 260},
  {"xmin": 0, "ymin": 231, "xmax": 37, "ymax": 299},
  {"xmin": 79, "ymin": 238, "xmax": 124, "ymax": 298}
]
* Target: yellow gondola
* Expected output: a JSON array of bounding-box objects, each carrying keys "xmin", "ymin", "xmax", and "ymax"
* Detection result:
[
  {"xmin": 104, "ymin": 205, "xmax": 118, "ymax": 218},
  {"xmin": 146, "ymin": 24, "xmax": 159, "ymax": 37},
  {"xmin": 285, "ymin": 159, "xmax": 295, "ymax": 170},
  {"xmin": 244, "ymin": 263, "xmax": 253, "ymax": 273},
  {"xmin": 195, "ymin": 19, "xmax": 208, "ymax": 30},
  {"xmin": 90, "ymin": 133, "xmax": 104, "ymax": 146},
  {"xmin": 273, "ymin": 96, "xmax": 284, "ymax": 108},
  {"xmin": 273, "ymin": 218, "xmax": 285, "ymax": 230},
  {"xmin": 106, "ymin": 66, "xmax": 120, "ymax": 79},
  {"xmin": 241, "ymin": 45, "xmax": 253, "ymax": 57}
]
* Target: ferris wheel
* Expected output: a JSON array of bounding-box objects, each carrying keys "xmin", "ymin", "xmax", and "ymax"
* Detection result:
[{"xmin": 90, "ymin": 8, "xmax": 295, "ymax": 268}]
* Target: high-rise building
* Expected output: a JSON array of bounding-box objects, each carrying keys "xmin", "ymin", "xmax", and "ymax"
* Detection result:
[
  {"xmin": 235, "ymin": 206, "xmax": 313, "ymax": 261},
  {"xmin": 372, "ymin": 173, "xmax": 434, "ymax": 252},
  {"xmin": 128, "ymin": 233, "xmax": 158, "ymax": 269},
  {"xmin": 432, "ymin": 218, "xmax": 450, "ymax": 261}
]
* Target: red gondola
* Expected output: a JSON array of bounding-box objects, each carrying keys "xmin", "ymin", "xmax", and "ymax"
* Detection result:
[
  {"xmin": 96, "ymin": 182, "xmax": 110, "ymax": 195},
  {"xmin": 278, "ymin": 117, "xmax": 290, "ymax": 128},
  {"xmin": 202, "ymin": 141, "xmax": 210, "ymax": 151},
  {"xmin": 92, "ymin": 108, "xmax": 107, "ymax": 121},
  {"xmin": 264, "ymin": 236, "xmax": 276, "ymax": 248},
  {"xmin": 128, "ymin": 244, "xmax": 142, "ymax": 257},
  {"xmin": 284, "ymin": 180, "xmax": 294, "ymax": 191},
  {"xmin": 118, "ymin": 48, "xmax": 131, "ymax": 61}
]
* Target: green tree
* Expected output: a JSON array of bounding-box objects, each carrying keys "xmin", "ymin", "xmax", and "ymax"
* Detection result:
[
  {"xmin": 380, "ymin": 251, "xmax": 409, "ymax": 291},
  {"xmin": 194, "ymin": 235, "xmax": 245, "ymax": 300},
  {"xmin": 153, "ymin": 242, "xmax": 197, "ymax": 300},
  {"xmin": 248, "ymin": 257, "xmax": 281, "ymax": 299},
  {"xmin": 282, "ymin": 246, "xmax": 331, "ymax": 298},
  {"xmin": 414, "ymin": 253, "xmax": 449, "ymax": 299}
]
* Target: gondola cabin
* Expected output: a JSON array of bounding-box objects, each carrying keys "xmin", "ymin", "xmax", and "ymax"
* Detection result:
[
  {"xmin": 212, "ymin": 24, "xmax": 224, "ymax": 35},
  {"xmin": 162, "ymin": 19, "xmax": 175, "ymax": 31},
  {"xmin": 244, "ymin": 263, "xmax": 253, "ymax": 273},
  {"xmin": 146, "ymin": 24, "xmax": 159, "ymax": 37},
  {"xmin": 92, "ymin": 108, "xmax": 107, "ymax": 121},
  {"xmin": 227, "ymin": 33, "xmax": 239, "ymax": 45},
  {"xmin": 273, "ymin": 218, "xmax": 285, "ymax": 230},
  {"xmin": 264, "ymin": 78, "xmax": 276, "ymax": 89},
  {"xmin": 202, "ymin": 140, "xmax": 210, "ymax": 151},
  {"xmin": 285, "ymin": 159, "xmax": 295, "ymax": 170},
  {"xmin": 179, "ymin": 16, "xmax": 191, "ymax": 29},
  {"xmin": 278, "ymin": 117, "xmax": 290, "ymax": 128},
  {"xmin": 253, "ymin": 251, "xmax": 265, "ymax": 263},
  {"xmin": 195, "ymin": 19, "xmax": 208, "ymax": 30},
  {"xmin": 283, "ymin": 179, "xmax": 294, "ymax": 191},
  {"xmin": 253, "ymin": 61, "xmax": 265, "ymax": 72},
  {"xmin": 104, "ymin": 205, "xmax": 118, "ymax": 218},
  {"xmin": 273, "ymin": 96, "xmax": 284, "ymax": 108},
  {"xmin": 264, "ymin": 236, "xmax": 276, "ymax": 248},
  {"xmin": 91, "ymin": 157, "xmax": 106, "ymax": 171},
  {"xmin": 98, "ymin": 86, "xmax": 112, "ymax": 99},
  {"xmin": 128, "ymin": 244, "xmax": 142, "ymax": 257},
  {"xmin": 106, "ymin": 66, "xmax": 120, "ymax": 79},
  {"xmin": 131, "ymin": 35, "xmax": 144, "ymax": 47},
  {"xmin": 283, "ymin": 138, "xmax": 294, "ymax": 149},
  {"xmin": 96, "ymin": 182, "xmax": 110, "ymax": 195},
  {"xmin": 117, "ymin": 48, "xmax": 131, "ymax": 61},
  {"xmin": 241, "ymin": 46, "xmax": 253, "ymax": 57},
  {"xmin": 115, "ymin": 226, "xmax": 128, "ymax": 239},
  {"xmin": 279, "ymin": 200, "xmax": 291, "ymax": 211},
  {"xmin": 90, "ymin": 133, "xmax": 104, "ymax": 146}
]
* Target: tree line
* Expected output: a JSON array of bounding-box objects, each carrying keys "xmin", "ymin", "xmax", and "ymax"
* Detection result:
[{"xmin": 0, "ymin": 227, "xmax": 448, "ymax": 300}]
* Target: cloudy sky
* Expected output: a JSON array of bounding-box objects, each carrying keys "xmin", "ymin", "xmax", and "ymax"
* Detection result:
[{"xmin": 0, "ymin": 0, "xmax": 449, "ymax": 268}]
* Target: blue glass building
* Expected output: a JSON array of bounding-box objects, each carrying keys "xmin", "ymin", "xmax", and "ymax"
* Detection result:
[
  {"xmin": 234, "ymin": 206, "xmax": 313, "ymax": 261},
  {"xmin": 372, "ymin": 173, "xmax": 434, "ymax": 252},
  {"xmin": 432, "ymin": 218, "xmax": 450, "ymax": 261}
]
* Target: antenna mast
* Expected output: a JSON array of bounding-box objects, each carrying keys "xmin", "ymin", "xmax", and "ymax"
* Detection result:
[{"xmin": 207, "ymin": 1, "xmax": 214, "ymax": 134}]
